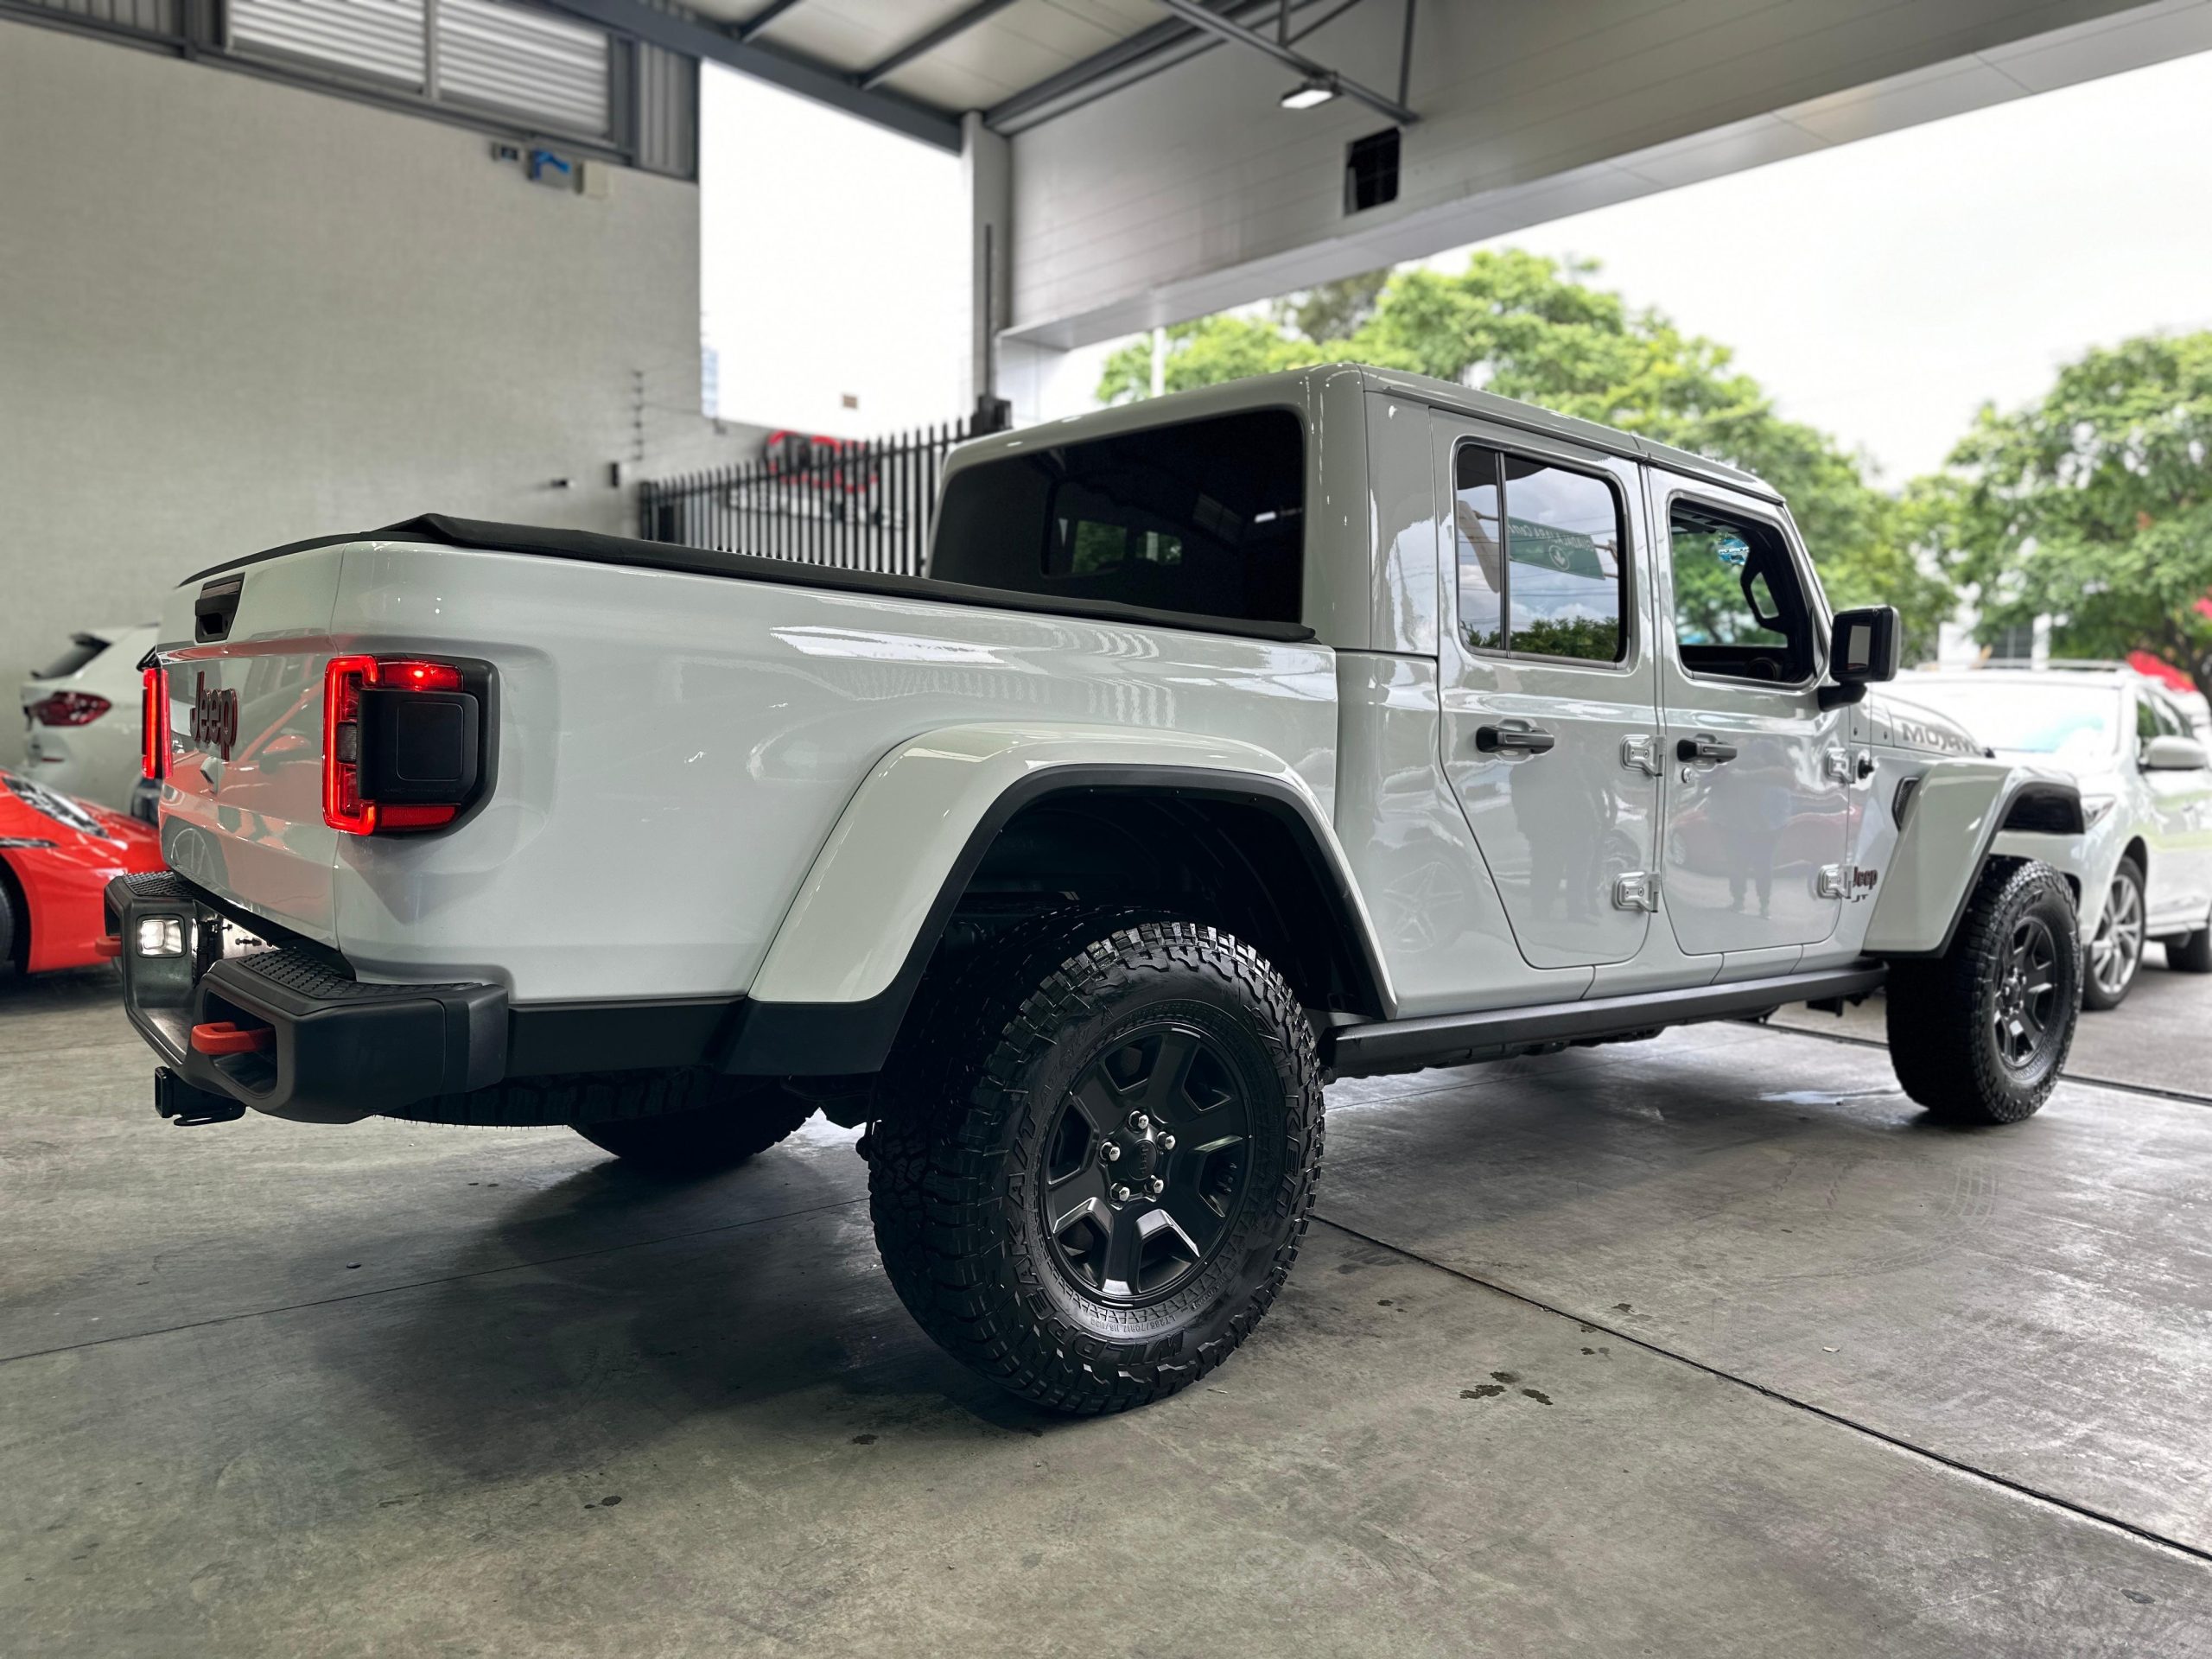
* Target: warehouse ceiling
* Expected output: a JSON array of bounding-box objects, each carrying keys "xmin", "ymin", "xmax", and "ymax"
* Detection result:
[{"xmin": 556, "ymin": 0, "xmax": 1395, "ymax": 149}]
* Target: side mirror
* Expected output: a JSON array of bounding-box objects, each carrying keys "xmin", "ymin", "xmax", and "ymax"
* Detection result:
[
  {"xmin": 2144, "ymin": 734, "xmax": 2211, "ymax": 772},
  {"xmin": 1817, "ymin": 606, "xmax": 1900, "ymax": 708}
]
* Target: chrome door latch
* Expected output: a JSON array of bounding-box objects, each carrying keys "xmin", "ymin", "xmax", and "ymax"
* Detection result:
[
  {"xmin": 1613, "ymin": 871, "xmax": 1660, "ymax": 912},
  {"xmin": 1621, "ymin": 734, "xmax": 1662, "ymax": 776},
  {"xmin": 1823, "ymin": 747, "xmax": 1854, "ymax": 784},
  {"xmin": 1817, "ymin": 863, "xmax": 1856, "ymax": 899}
]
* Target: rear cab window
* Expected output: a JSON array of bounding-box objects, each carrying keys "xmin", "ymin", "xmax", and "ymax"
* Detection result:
[{"xmin": 929, "ymin": 410, "xmax": 1305, "ymax": 628}]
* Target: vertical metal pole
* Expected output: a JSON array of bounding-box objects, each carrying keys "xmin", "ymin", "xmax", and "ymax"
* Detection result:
[{"xmin": 1397, "ymin": 0, "xmax": 1416, "ymax": 110}]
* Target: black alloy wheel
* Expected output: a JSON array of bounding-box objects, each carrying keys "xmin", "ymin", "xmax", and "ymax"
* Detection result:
[
  {"xmin": 1037, "ymin": 1021, "xmax": 1255, "ymax": 1305},
  {"xmin": 1993, "ymin": 914, "xmax": 2062, "ymax": 1068}
]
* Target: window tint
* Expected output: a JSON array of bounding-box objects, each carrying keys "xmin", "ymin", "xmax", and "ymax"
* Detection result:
[
  {"xmin": 931, "ymin": 410, "xmax": 1304, "ymax": 626},
  {"xmin": 1669, "ymin": 500, "xmax": 1815, "ymax": 683},
  {"xmin": 1452, "ymin": 447, "xmax": 1626, "ymax": 663}
]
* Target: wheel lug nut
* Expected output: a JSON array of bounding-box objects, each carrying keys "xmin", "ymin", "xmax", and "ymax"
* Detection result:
[
  {"xmin": 1150, "ymin": 1177, "xmax": 1166, "ymax": 1196},
  {"xmin": 1129, "ymin": 1113, "xmax": 1149, "ymax": 1132},
  {"xmin": 1114, "ymin": 1185, "xmax": 1133, "ymax": 1203},
  {"xmin": 1100, "ymin": 1142, "xmax": 1121, "ymax": 1161},
  {"xmin": 1159, "ymin": 1134, "xmax": 1175, "ymax": 1150}
]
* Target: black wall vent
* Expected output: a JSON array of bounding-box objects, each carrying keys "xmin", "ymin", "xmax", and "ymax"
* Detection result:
[{"xmin": 1345, "ymin": 128, "xmax": 1401, "ymax": 213}]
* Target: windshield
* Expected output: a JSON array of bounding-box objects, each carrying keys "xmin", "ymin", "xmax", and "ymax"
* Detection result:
[{"xmin": 1899, "ymin": 680, "xmax": 2122, "ymax": 761}]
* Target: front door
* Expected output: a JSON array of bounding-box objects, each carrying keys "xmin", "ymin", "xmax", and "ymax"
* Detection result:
[
  {"xmin": 1650, "ymin": 479, "xmax": 1850, "ymax": 957},
  {"xmin": 1433, "ymin": 416, "xmax": 1661, "ymax": 969}
]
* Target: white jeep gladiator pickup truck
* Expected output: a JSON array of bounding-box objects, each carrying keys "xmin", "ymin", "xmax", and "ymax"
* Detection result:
[{"xmin": 113, "ymin": 365, "xmax": 2091, "ymax": 1414}]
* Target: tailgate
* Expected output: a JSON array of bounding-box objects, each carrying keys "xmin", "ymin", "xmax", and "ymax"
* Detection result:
[{"xmin": 155, "ymin": 547, "xmax": 346, "ymax": 941}]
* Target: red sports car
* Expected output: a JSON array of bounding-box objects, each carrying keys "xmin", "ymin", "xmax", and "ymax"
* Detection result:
[{"xmin": 0, "ymin": 766, "xmax": 163, "ymax": 975}]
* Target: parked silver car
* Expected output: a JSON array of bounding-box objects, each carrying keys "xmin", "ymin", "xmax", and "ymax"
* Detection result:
[{"xmin": 1891, "ymin": 666, "xmax": 2212, "ymax": 1007}]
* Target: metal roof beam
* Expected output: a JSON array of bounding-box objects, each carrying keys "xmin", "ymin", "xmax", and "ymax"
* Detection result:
[
  {"xmin": 1153, "ymin": 0, "xmax": 1416, "ymax": 124},
  {"xmin": 547, "ymin": 0, "xmax": 964, "ymax": 151},
  {"xmin": 857, "ymin": 0, "xmax": 1022, "ymax": 91},
  {"xmin": 982, "ymin": 0, "xmax": 1367, "ymax": 133},
  {"xmin": 734, "ymin": 0, "xmax": 810, "ymax": 41}
]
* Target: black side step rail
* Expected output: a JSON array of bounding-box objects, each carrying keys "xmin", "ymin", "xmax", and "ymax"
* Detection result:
[{"xmin": 1327, "ymin": 962, "xmax": 1888, "ymax": 1079}]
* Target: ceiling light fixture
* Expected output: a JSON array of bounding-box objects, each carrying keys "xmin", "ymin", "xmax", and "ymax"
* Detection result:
[{"xmin": 1280, "ymin": 73, "xmax": 1338, "ymax": 111}]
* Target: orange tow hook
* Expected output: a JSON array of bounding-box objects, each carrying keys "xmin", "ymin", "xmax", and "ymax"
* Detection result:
[{"xmin": 190, "ymin": 1021, "xmax": 273, "ymax": 1057}]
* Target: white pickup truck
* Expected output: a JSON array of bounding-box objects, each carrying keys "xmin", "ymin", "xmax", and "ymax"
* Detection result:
[{"xmin": 114, "ymin": 365, "xmax": 2091, "ymax": 1414}]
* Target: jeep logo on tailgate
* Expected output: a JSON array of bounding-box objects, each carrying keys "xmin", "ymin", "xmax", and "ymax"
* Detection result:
[{"xmin": 192, "ymin": 671, "xmax": 238, "ymax": 760}]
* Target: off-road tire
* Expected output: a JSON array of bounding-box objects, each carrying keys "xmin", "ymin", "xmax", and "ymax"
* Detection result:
[
  {"xmin": 2082, "ymin": 855, "xmax": 2146, "ymax": 1011},
  {"xmin": 1885, "ymin": 860, "xmax": 2080, "ymax": 1124},
  {"xmin": 2166, "ymin": 925, "xmax": 2212, "ymax": 974},
  {"xmin": 868, "ymin": 912, "xmax": 1323, "ymax": 1414},
  {"xmin": 574, "ymin": 1081, "xmax": 814, "ymax": 1173}
]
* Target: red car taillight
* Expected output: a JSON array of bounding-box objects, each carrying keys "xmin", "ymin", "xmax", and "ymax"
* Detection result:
[
  {"xmin": 141, "ymin": 667, "xmax": 168, "ymax": 779},
  {"xmin": 322, "ymin": 656, "xmax": 480, "ymax": 836},
  {"xmin": 31, "ymin": 690, "xmax": 113, "ymax": 728}
]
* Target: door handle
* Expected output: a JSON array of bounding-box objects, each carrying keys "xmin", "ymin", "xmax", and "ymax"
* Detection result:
[
  {"xmin": 1477, "ymin": 723, "xmax": 1557, "ymax": 755},
  {"xmin": 1676, "ymin": 735, "xmax": 1739, "ymax": 765}
]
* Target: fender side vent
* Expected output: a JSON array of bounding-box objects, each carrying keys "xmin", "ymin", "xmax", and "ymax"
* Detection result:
[{"xmin": 1892, "ymin": 776, "xmax": 1919, "ymax": 827}]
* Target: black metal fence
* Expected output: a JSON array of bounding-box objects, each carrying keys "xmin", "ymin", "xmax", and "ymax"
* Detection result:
[{"xmin": 639, "ymin": 407, "xmax": 1007, "ymax": 576}]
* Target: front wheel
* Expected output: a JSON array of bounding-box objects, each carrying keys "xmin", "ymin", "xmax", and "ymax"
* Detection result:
[
  {"xmin": 2082, "ymin": 855, "xmax": 2145, "ymax": 1010},
  {"xmin": 868, "ymin": 916, "xmax": 1323, "ymax": 1414},
  {"xmin": 1885, "ymin": 860, "xmax": 2080, "ymax": 1124}
]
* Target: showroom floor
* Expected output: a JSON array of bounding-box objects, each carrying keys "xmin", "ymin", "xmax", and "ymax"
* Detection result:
[{"xmin": 3, "ymin": 965, "xmax": 2209, "ymax": 1657}]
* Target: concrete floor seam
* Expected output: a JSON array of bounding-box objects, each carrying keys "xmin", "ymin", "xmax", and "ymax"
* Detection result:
[
  {"xmin": 1308, "ymin": 1212, "xmax": 2212, "ymax": 1573},
  {"xmin": 1758, "ymin": 1020, "xmax": 2212, "ymax": 1110},
  {"xmin": 0, "ymin": 1191, "xmax": 870, "ymax": 1369}
]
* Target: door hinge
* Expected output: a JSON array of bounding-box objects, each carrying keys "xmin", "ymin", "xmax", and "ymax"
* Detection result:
[
  {"xmin": 1823, "ymin": 747, "xmax": 1853, "ymax": 784},
  {"xmin": 1621, "ymin": 734, "xmax": 1661, "ymax": 776},
  {"xmin": 1818, "ymin": 863, "xmax": 1855, "ymax": 899},
  {"xmin": 1613, "ymin": 871, "xmax": 1660, "ymax": 912}
]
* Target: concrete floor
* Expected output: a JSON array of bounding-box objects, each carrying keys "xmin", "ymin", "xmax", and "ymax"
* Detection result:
[{"xmin": 3, "ymin": 962, "xmax": 2210, "ymax": 1656}]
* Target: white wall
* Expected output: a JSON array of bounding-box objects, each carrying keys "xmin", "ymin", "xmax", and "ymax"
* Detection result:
[
  {"xmin": 0, "ymin": 21, "xmax": 719, "ymax": 749},
  {"xmin": 1006, "ymin": 0, "xmax": 2212, "ymax": 349}
]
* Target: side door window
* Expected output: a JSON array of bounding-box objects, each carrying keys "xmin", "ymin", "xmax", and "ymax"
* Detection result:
[
  {"xmin": 1437, "ymin": 433, "xmax": 1659, "ymax": 971},
  {"xmin": 1654, "ymin": 489, "xmax": 1849, "ymax": 956},
  {"xmin": 1453, "ymin": 448, "xmax": 1627, "ymax": 663},
  {"xmin": 1667, "ymin": 500, "xmax": 1816, "ymax": 684}
]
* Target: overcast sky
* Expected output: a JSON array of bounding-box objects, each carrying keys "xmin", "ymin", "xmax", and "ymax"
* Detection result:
[{"xmin": 702, "ymin": 45, "xmax": 2212, "ymax": 480}]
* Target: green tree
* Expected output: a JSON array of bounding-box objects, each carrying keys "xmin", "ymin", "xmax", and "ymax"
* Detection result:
[
  {"xmin": 1097, "ymin": 251, "xmax": 1951, "ymax": 656},
  {"xmin": 1934, "ymin": 333, "xmax": 2212, "ymax": 700}
]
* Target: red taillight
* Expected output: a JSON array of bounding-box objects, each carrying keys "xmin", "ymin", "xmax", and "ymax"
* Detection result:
[
  {"xmin": 31, "ymin": 690, "xmax": 112, "ymax": 728},
  {"xmin": 141, "ymin": 667, "xmax": 168, "ymax": 780},
  {"xmin": 322, "ymin": 655, "xmax": 475, "ymax": 836}
]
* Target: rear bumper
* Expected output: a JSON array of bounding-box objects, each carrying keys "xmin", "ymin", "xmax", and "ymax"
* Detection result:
[{"xmin": 106, "ymin": 872, "xmax": 505, "ymax": 1122}]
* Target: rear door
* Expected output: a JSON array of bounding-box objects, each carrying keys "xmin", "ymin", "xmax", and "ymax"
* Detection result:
[
  {"xmin": 1649, "ymin": 478, "xmax": 1850, "ymax": 956},
  {"xmin": 1432, "ymin": 413, "xmax": 1660, "ymax": 969}
]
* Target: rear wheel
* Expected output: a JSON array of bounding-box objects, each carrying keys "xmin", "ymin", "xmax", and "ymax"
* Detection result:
[
  {"xmin": 2082, "ymin": 856, "xmax": 2145, "ymax": 1010},
  {"xmin": 2166, "ymin": 925, "xmax": 2212, "ymax": 974},
  {"xmin": 574, "ymin": 1079, "xmax": 813, "ymax": 1174},
  {"xmin": 868, "ymin": 914, "xmax": 1322, "ymax": 1414},
  {"xmin": 1886, "ymin": 860, "xmax": 2080, "ymax": 1124}
]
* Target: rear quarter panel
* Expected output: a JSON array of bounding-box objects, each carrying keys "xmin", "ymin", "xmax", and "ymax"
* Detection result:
[{"xmin": 327, "ymin": 543, "xmax": 1340, "ymax": 1001}]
